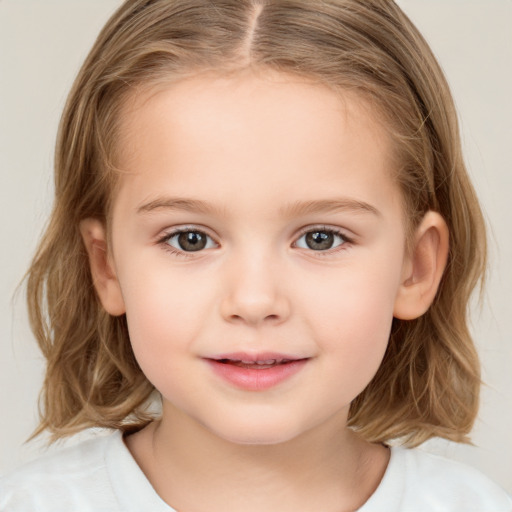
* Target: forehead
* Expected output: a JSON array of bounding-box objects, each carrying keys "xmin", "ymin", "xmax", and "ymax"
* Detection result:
[{"xmin": 113, "ymin": 70, "xmax": 399, "ymax": 217}]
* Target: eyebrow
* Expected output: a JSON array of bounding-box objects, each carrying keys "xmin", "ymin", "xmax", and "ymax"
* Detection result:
[
  {"xmin": 280, "ymin": 198, "xmax": 380, "ymax": 218},
  {"xmin": 137, "ymin": 196, "xmax": 380, "ymax": 218}
]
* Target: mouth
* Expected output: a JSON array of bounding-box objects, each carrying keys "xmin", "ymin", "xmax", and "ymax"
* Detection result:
[
  {"xmin": 209, "ymin": 351, "xmax": 309, "ymax": 369},
  {"xmin": 213, "ymin": 358, "xmax": 300, "ymax": 370},
  {"xmin": 205, "ymin": 353, "xmax": 310, "ymax": 391}
]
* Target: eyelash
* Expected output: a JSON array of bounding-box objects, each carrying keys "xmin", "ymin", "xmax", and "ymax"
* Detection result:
[
  {"xmin": 157, "ymin": 226, "xmax": 353, "ymax": 259},
  {"xmin": 157, "ymin": 227, "xmax": 216, "ymax": 259}
]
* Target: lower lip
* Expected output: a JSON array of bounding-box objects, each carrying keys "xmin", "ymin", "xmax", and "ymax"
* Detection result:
[{"xmin": 205, "ymin": 359, "xmax": 308, "ymax": 391}]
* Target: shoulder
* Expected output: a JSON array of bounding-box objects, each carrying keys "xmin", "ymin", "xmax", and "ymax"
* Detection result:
[
  {"xmin": 366, "ymin": 446, "xmax": 512, "ymax": 512},
  {"xmin": 0, "ymin": 431, "xmax": 120, "ymax": 512},
  {"xmin": 404, "ymin": 447, "xmax": 511, "ymax": 499}
]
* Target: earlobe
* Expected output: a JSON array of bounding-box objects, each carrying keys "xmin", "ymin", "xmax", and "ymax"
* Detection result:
[
  {"xmin": 79, "ymin": 218, "xmax": 126, "ymax": 316},
  {"xmin": 393, "ymin": 211, "xmax": 449, "ymax": 320}
]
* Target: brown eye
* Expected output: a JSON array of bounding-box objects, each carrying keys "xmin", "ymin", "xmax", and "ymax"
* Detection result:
[
  {"xmin": 306, "ymin": 231, "xmax": 334, "ymax": 250},
  {"xmin": 296, "ymin": 229, "xmax": 347, "ymax": 251},
  {"xmin": 166, "ymin": 230, "xmax": 214, "ymax": 252}
]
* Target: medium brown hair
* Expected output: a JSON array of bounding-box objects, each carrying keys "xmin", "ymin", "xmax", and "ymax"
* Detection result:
[{"xmin": 27, "ymin": 0, "xmax": 486, "ymax": 446}]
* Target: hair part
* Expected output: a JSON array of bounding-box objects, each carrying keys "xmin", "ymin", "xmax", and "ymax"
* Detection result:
[{"xmin": 27, "ymin": 0, "xmax": 485, "ymax": 446}]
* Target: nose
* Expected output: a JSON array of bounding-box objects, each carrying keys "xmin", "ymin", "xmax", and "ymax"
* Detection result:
[{"xmin": 219, "ymin": 249, "xmax": 291, "ymax": 327}]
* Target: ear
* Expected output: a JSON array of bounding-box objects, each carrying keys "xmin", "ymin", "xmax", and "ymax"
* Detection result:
[
  {"xmin": 79, "ymin": 218, "xmax": 126, "ymax": 316},
  {"xmin": 393, "ymin": 211, "xmax": 449, "ymax": 320}
]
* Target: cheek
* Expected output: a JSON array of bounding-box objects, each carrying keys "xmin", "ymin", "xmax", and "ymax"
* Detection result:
[
  {"xmin": 313, "ymin": 294, "xmax": 394, "ymax": 405},
  {"xmin": 321, "ymin": 288, "xmax": 394, "ymax": 365},
  {"xmin": 122, "ymin": 287, "xmax": 205, "ymax": 404},
  {"xmin": 118, "ymin": 261, "xmax": 210, "ymax": 374},
  {"xmin": 305, "ymin": 249, "xmax": 401, "ymax": 335},
  {"xmin": 302, "ymin": 253, "xmax": 402, "ymax": 387}
]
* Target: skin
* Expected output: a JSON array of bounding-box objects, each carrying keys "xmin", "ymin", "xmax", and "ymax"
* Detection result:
[{"xmin": 81, "ymin": 70, "xmax": 449, "ymax": 512}]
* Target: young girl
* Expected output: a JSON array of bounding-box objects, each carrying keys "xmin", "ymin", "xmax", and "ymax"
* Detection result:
[{"xmin": 1, "ymin": 0, "xmax": 511, "ymax": 510}]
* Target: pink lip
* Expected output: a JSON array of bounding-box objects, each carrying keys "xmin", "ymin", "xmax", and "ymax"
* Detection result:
[{"xmin": 205, "ymin": 352, "xmax": 309, "ymax": 391}]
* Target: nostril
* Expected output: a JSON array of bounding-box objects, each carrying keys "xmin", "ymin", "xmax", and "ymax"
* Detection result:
[{"xmin": 220, "ymin": 290, "xmax": 291, "ymax": 326}]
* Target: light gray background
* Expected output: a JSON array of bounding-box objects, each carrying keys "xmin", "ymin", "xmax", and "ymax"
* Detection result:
[{"xmin": 1, "ymin": 0, "xmax": 511, "ymax": 493}]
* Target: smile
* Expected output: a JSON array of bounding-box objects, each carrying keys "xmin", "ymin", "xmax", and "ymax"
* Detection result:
[
  {"xmin": 205, "ymin": 353, "xmax": 309, "ymax": 391},
  {"xmin": 216, "ymin": 358, "xmax": 294, "ymax": 369}
]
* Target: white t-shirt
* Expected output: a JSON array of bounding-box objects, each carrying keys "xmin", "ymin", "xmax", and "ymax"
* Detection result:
[{"xmin": 1, "ymin": 430, "xmax": 511, "ymax": 511}]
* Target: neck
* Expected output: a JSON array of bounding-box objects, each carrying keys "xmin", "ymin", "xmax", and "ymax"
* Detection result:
[{"xmin": 125, "ymin": 404, "xmax": 389, "ymax": 512}]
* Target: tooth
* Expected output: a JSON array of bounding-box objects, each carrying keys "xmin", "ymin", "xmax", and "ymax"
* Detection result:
[{"xmin": 230, "ymin": 358, "xmax": 292, "ymax": 365}]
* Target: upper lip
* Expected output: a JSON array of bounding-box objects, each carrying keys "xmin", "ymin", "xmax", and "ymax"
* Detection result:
[{"xmin": 207, "ymin": 352, "xmax": 308, "ymax": 364}]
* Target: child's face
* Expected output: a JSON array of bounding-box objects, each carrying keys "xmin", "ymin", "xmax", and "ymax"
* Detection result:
[{"xmin": 106, "ymin": 71, "xmax": 410, "ymax": 444}]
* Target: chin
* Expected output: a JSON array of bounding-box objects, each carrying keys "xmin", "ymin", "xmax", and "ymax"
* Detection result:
[{"xmin": 206, "ymin": 417, "xmax": 306, "ymax": 446}]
